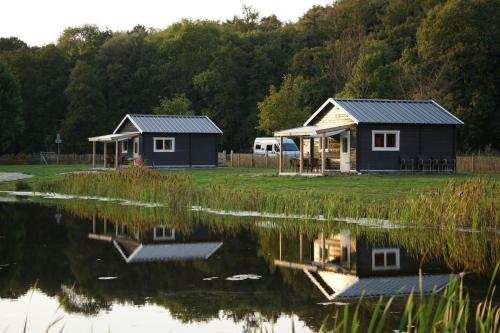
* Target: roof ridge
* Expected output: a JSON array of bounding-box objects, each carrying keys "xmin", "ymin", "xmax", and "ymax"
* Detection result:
[
  {"xmin": 128, "ymin": 114, "xmax": 207, "ymax": 118},
  {"xmin": 333, "ymin": 98, "xmax": 433, "ymax": 103}
]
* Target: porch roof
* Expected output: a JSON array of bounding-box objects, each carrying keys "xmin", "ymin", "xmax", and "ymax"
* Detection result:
[
  {"xmin": 273, "ymin": 123, "xmax": 355, "ymax": 137},
  {"xmin": 88, "ymin": 131, "xmax": 139, "ymax": 142}
]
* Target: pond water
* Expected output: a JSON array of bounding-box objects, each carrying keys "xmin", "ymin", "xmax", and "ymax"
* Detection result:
[{"xmin": 0, "ymin": 197, "xmax": 498, "ymax": 332}]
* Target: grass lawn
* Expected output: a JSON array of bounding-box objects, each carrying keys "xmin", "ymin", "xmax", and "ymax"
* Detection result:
[
  {"xmin": 166, "ymin": 167, "xmax": 498, "ymax": 202},
  {"xmin": 0, "ymin": 164, "xmax": 497, "ymax": 202},
  {"xmin": 0, "ymin": 164, "xmax": 91, "ymax": 190}
]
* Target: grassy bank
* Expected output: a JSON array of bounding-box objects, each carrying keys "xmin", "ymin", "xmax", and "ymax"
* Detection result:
[{"xmin": 13, "ymin": 166, "xmax": 497, "ymax": 230}]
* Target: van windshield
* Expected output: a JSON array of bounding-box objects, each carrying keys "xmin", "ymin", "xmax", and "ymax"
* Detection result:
[{"xmin": 284, "ymin": 142, "xmax": 298, "ymax": 151}]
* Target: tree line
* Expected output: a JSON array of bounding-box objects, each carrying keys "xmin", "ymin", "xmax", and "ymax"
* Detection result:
[{"xmin": 0, "ymin": 0, "xmax": 499, "ymax": 154}]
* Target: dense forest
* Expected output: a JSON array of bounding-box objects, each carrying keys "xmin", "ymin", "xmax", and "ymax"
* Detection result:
[{"xmin": 0, "ymin": 0, "xmax": 499, "ymax": 154}]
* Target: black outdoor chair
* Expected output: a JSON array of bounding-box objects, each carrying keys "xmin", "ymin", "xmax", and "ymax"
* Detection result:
[
  {"xmin": 431, "ymin": 156, "xmax": 440, "ymax": 171},
  {"xmin": 416, "ymin": 155, "xmax": 432, "ymax": 171},
  {"xmin": 399, "ymin": 155, "xmax": 414, "ymax": 171},
  {"xmin": 439, "ymin": 156, "xmax": 455, "ymax": 172},
  {"xmin": 325, "ymin": 158, "xmax": 333, "ymax": 171},
  {"xmin": 290, "ymin": 158, "xmax": 299, "ymax": 172}
]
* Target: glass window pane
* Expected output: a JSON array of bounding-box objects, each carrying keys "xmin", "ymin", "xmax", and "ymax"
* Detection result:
[
  {"xmin": 342, "ymin": 137, "xmax": 348, "ymax": 153},
  {"xmin": 266, "ymin": 145, "xmax": 272, "ymax": 151},
  {"xmin": 164, "ymin": 139, "xmax": 172, "ymax": 150},
  {"xmin": 386, "ymin": 252, "xmax": 397, "ymax": 266},
  {"xmin": 374, "ymin": 253, "xmax": 385, "ymax": 267},
  {"xmin": 374, "ymin": 133, "xmax": 384, "ymax": 147},
  {"xmin": 386, "ymin": 134, "xmax": 396, "ymax": 147},
  {"xmin": 155, "ymin": 140, "xmax": 163, "ymax": 150}
]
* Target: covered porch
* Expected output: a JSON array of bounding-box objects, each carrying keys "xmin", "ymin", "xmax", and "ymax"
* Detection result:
[
  {"xmin": 273, "ymin": 124, "xmax": 356, "ymax": 175},
  {"xmin": 88, "ymin": 132, "xmax": 139, "ymax": 169}
]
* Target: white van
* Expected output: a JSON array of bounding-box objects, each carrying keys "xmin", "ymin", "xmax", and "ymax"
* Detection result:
[{"xmin": 253, "ymin": 137, "xmax": 300, "ymax": 157}]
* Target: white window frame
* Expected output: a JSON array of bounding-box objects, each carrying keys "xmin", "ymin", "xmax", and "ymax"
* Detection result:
[
  {"xmin": 153, "ymin": 137, "xmax": 175, "ymax": 153},
  {"xmin": 372, "ymin": 248, "xmax": 400, "ymax": 271},
  {"xmin": 153, "ymin": 226, "xmax": 175, "ymax": 241},
  {"xmin": 120, "ymin": 140, "xmax": 128, "ymax": 153},
  {"xmin": 372, "ymin": 130, "xmax": 400, "ymax": 151}
]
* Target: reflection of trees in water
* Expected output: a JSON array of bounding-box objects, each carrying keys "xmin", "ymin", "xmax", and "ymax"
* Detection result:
[{"xmin": 1, "ymin": 199, "xmax": 497, "ymax": 331}]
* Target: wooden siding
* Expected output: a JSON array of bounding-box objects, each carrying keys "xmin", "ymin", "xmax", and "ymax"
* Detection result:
[
  {"xmin": 314, "ymin": 105, "xmax": 355, "ymax": 128},
  {"xmin": 357, "ymin": 123, "xmax": 456, "ymax": 171},
  {"xmin": 350, "ymin": 128, "xmax": 357, "ymax": 171}
]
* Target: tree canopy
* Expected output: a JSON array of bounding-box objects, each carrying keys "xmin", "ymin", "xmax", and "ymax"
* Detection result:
[{"xmin": 0, "ymin": 0, "xmax": 498, "ymax": 153}]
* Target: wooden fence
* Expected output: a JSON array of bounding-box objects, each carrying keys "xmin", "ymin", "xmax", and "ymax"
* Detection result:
[
  {"xmin": 456, "ymin": 155, "xmax": 500, "ymax": 173},
  {"xmin": 0, "ymin": 153, "xmax": 104, "ymax": 165},
  {"xmin": 221, "ymin": 152, "xmax": 500, "ymax": 174},
  {"xmin": 1, "ymin": 152, "xmax": 498, "ymax": 173}
]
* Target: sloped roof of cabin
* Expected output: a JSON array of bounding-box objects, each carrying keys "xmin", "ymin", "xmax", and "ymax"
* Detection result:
[
  {"xmin": 113, "ymin": 114, "xmax": 223, "ymax": 134},
  {"xmin": 304, "ymin": 98, "xmax": 464, "ymax": 126},
  {"xmin": 113, "ymin": 240, "xmax": 223, "ymax": 263}
]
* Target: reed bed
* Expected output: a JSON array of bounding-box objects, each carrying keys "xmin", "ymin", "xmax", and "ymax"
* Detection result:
[
  {"xmin": 389, "ymin": 177, "xmax": 498, "ymax": 230},
  {"xmin": 256, "ymin": 266, "xmax": 500, "ymax": 333},
  {"xmin": 36, "ymin": 168, "xmax": 498, "ymax": 230},
  {"xmin": 36, "ymin": 166, "xmax": 192, "ymax": 209}
]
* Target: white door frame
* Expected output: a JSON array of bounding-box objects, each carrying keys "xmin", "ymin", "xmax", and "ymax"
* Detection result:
[
  {"xmin": 133, "ymin": 137, "xmax": 140, "ymax": 158},
  {"xmin": 340, "ymin": 131, "xmax": 350, "ymax": 172}
]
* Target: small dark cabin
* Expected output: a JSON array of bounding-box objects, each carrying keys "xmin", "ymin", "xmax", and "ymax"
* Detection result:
[
  {"xmin": 274, "ymin": 98, "xmax": 464, "ymax": 173},
  {"xmin": 89, "ymin": 114, "xmax": 223, "ymax": 168}
]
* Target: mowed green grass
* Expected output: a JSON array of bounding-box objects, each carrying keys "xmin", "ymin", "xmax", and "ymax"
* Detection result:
[
  {"xmin": 0, "ymin": 164, "xmax": 497, "ymax": 202},
  {"xmin": 164, "ymin": 167, "xmax": 497, "ymax": 202}
]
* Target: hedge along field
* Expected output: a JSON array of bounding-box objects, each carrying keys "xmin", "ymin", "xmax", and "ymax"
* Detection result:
[{"xmin": 33, "ymin": 167, "xmax": 499, "ymax": 230}]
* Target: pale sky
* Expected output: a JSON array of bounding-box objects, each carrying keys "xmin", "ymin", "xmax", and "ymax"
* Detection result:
[{"xmin": 0, "ymin": 0, "xmax": 332, "ymax": 47}]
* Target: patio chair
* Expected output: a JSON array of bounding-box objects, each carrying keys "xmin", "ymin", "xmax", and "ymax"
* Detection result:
[
  {"xmin": 431, "ymin": 156, "xmax": 440, "ymax": 171},
  {"xmin": 416, "ymin": 155, "xmax": 432, "ymax": 171},
  {"xmin": 399, "ymin": 155, "xmax": 414, "ymax": 171}
]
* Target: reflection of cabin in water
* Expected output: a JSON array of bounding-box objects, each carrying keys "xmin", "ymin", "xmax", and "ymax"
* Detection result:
[
  {"xmin": 88, "ymin": 216, "xmax": 222, "ymax": 263},
  {"xmin": 275, "ymin": 230, "xmax": 453, "ymax": 300}
]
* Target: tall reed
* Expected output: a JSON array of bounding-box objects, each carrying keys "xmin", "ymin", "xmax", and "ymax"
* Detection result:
[{"xmin": 36, "ymin": 166, "xmax": 192, "ymax": 209}]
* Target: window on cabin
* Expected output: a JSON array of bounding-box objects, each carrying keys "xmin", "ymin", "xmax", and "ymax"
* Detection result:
[
  {"xmin": 153, "ymin": 137, "xmax": 175, "ymax": 152},
  {"xmin": 121, "ymin": 141, "xmax": 128, "ymax": 153},
  {"xmin": 342, "ymin": 137, "xmax": 348, "ymax": 153},
  {"xmin": 372, "ymin": 131, "xmax": 400, "ymax": 151},
  {"xmin": 266, "ymin": 144, "xmax": 273, "ymax": 151},
  {"xmin": 372, "ymin": 248, "xmax": 400, "ymax": 270},
  {"xmin": 255, "ymin": 144, "xmax": 261, "ymax": 150}
]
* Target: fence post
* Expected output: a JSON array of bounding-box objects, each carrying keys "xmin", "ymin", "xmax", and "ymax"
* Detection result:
[
  {"xmin": 471, "ymin": 154, "xmax": 475, "ymax": 173},
  {"xmin": 230, "ymin": 150, "xmax": 234, "ymax": 167},
  {"xmin": 265, "ymin": 151, "xmax": 268, "ymax": 168}
]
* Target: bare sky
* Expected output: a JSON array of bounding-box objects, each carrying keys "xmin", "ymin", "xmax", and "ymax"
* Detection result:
[{"xmin": 0, "ymin": 0, "xmax": 332, "ymax": 46}]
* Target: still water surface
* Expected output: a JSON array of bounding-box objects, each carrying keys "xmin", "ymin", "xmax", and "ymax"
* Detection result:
[{"xmin": 0, "ymin": 197, "xmax": 497, "ymax": 332}]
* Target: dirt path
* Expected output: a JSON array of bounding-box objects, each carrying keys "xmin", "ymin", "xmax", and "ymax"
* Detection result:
[{"xmin": 0, "ymin": 172, "xmax": 33, "ymax": 182}]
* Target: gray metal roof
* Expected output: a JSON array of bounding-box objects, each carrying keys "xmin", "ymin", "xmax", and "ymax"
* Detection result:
[
  {"xmin": 333, "ymin": 274, "xmax": 453, "ymax": 299},
  {"xmin": 333, "ymin": 98, "xmax": 463, "ymax": 125},
  {"xmin": 113, "ymin": 241, "xmax": 223, "ymax": 263},
  {"xmin": 114, "ymin": 114, "xmax": 223, "ymax": 134}
]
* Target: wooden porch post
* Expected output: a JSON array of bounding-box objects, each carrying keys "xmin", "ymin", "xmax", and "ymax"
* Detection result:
[
  {"xmin": 299, "ymin": 136, "xmax": 304, "ymax": 173},
  {"xmin": 92, "ymin": 141, "xmax": 96, "ymax": 169},
  {"xmin": 279, "ymin": 232, "xmax": 282, "ymax": 261},
  {"xmin": 299, "ymin": 232, "xmax": 303, "ymax": 263},
  {"xmin": 322, "ymin": 232, "xmax": 326, "ymax": 263},
  {"xmin": 321, "ymin": 134, "xmax": 326, "ymax": 174},
  {"xmin": 279, "ymin": 136, "xmax": 284, "ymax": 173},
  {"xmin": 103, "ymin": 142, "xmax": 107, "ymax": 168},
  {"xmin": 115, "ymin": 140, "xmax": 119, "ymax": 169}
]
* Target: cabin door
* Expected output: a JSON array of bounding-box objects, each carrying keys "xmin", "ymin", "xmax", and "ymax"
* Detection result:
[
  {"xmin": 133, "ymin": 137, "xmax": 140, "ymax": 158},
  {"xmin": 340, "ymin": 131, "xmax": 350, "ymax": 172}
]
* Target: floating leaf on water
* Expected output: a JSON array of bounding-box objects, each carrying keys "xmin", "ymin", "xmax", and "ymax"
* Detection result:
[{"xmin": 226, "ymin": 274, "xmax": 262, "ymax": 281}]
